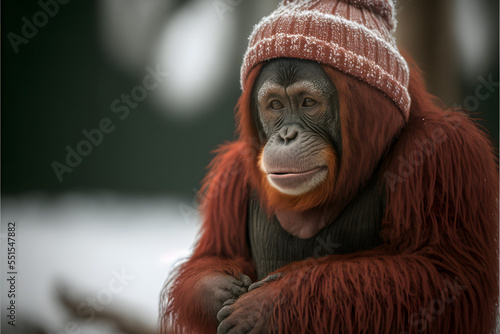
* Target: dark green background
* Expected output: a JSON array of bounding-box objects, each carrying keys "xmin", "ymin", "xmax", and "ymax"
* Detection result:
[
  {"xmin": 2, "ymin": 0, "xmax": 498, "ymax": 197},
  {"xmin": 2, "ymin": 0, "xmax": 242, "ymax": 197}
]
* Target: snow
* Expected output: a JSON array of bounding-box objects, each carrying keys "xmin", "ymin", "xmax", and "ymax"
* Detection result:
[{"xmin": 1, "ymin": 194, "xmax": 200, "ymax": 333}]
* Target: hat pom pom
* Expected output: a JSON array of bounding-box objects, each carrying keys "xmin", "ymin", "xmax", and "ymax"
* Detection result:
[
  {"xmin": 340, "ymin": 0, "xmax": 395, "ymax": 30},
  {"xmin": 282, "ymin": 0, "xmax": 396, "ymax": 31}
]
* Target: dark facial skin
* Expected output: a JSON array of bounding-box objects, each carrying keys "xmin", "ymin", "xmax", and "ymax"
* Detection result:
[{"xmin": 253, "ymin": 58, "xmax": 341, "ymax": 196}]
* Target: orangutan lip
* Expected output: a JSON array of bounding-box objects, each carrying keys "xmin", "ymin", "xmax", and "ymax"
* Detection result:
[
  {"xmin": 268, "ymin": 166, "xmax": 328, "ymax": 191},
  {"xmin": 268, "ymin": 166, "xmax": 327, "ymax": 191},
  {"xmin": 269, "ymin": 167, "xmax": 326, "ymax": 178}
]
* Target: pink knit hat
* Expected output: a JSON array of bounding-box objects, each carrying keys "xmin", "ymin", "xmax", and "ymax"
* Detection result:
[{"xmin": 241, "ymin": 0, "xmax": 410, "ymax": 119}]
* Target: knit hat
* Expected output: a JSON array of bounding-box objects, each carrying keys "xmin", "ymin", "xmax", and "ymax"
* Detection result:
[{"xmin": 241, "ymin": 0, "xmax": 410, "ymax": 119}]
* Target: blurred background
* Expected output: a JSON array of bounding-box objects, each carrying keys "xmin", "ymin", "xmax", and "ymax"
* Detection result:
[{"xmin": 1, "ymin": 0, "xmax": 498, "ymax": 333}]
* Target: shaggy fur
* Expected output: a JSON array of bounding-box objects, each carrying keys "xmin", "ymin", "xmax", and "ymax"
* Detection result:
[{"xmin": 160, "ymin": 55, "xmax": 499, "ymax": 333}]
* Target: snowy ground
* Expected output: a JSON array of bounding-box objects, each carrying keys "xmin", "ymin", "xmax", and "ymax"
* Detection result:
[
  {"xmin": 2, "ymin": 194, "xmax": 498, "ymax": 333},
  {"xmin": 1, "ymin": 193, "xmax": 200, "ymax": 334}
]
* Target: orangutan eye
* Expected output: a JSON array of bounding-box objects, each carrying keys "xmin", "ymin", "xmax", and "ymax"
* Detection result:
[
  {"xmin": 270, "ymin": 100, "xmax": 284, "ymax": 110},
  {"xmin": 302, "ymin": 98, "xmax": 316, "ymax": 107}
]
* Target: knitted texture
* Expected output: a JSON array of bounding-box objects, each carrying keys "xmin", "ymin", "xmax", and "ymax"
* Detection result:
[{"xmin": 241, "ymin": 0, "xmax": 411, "ymax": 119}]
